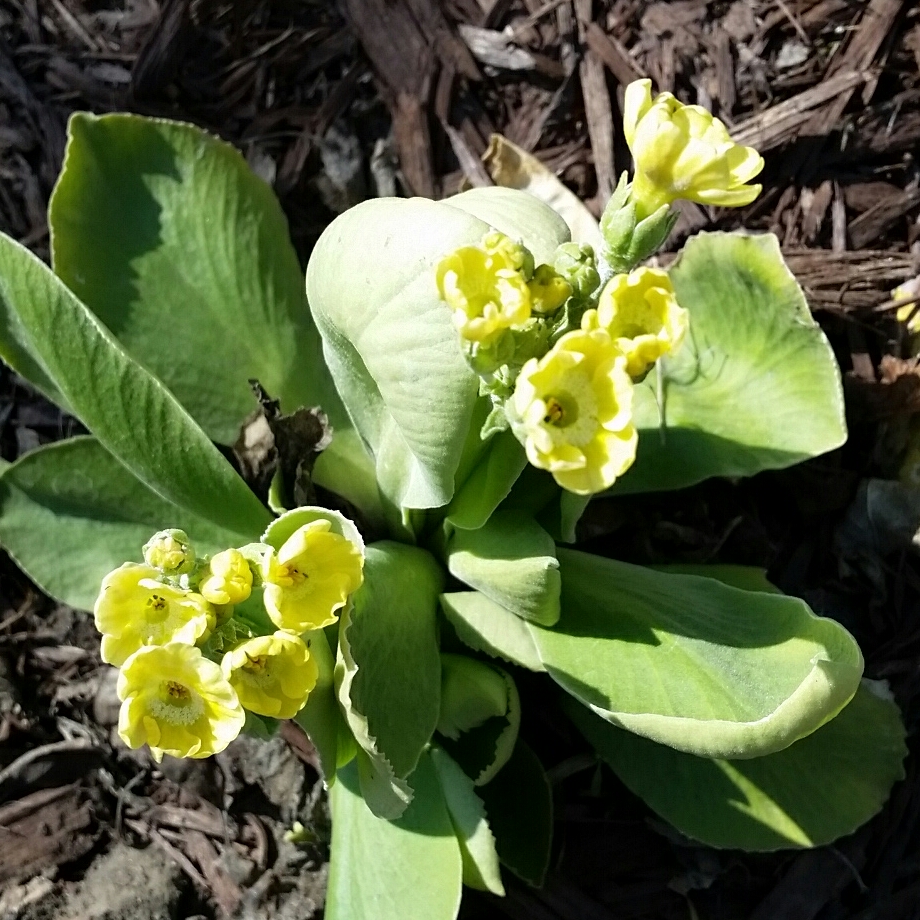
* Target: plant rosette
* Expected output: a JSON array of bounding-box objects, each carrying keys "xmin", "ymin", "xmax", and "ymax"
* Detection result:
[{"xmin": 0, "ymin": 80, "xmax": 906, "ymax": 920}]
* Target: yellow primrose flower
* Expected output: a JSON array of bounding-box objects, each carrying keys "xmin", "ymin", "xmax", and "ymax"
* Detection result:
[
  {"xmin": 198, "ymin": 548, "xmax": 253, "ymax": 606},
  {"xmin": 894, "ymin": 279, "xmax": 920, "ymax": 333},
  {"xmin": 528, "ymin": 264, "xmax": 572, "ymax": 315},
  {"xmin": 142, "ymin": 529, "xmax": 194, "ymax": 574},
  {"xmin": 586, "ymin": 267, "xmax": 689, "ymax": 377},
  {"xmin": 222, "ymin": 632, "xmax": 318, "ymax": 719},
  {"xmin": 94, "ymin": 563, "xmax": 215, "ymax": 667},
  {"xmin": 511, "ymin": 328, "xmax": 638, "ymax": 495},
  {"xmin": 117, "ymin": 643, "xmax": 244, "ymax": 762},
  {"xmin": 261, "ymin": 520, "xmax": 364, "ymax": 632},
  {"xmin": 623, "ymin": 79, "xmax": 764, "ymax": 218},
  {"xmin": 436, "ymin": 231, "xmax": 532, "ymax": 342}
]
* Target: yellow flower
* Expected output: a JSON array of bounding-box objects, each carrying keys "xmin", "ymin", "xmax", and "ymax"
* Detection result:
[
  {"xmin": 117, "ymin": 643, "xmax": 244, "ymax": 761},
  {"xmin": 528, "ymin": 264, "xmax": 572, "ymax": 315},
  {"xmin": 222, "ymin": 632, "xmax": 318, "ymax": 719},
  {"xmin": 894, "ymin": 280, "xmax": 920, "ymax": 333},
  {"xmin": 623, "ymin": 79, "xmax": 764, "ymax": 218},
  {"xmin": 261, "ymin": 520, "xmax": 364, "ymax": 632},
  {"xmin": 199, "ymin": 549, "xmax": 253, "ymax": 606},
  {"xmin": 436, "ymin": 231, "xmax": 532, "ymax": 342},
  {"xmin": 94, "ymin": 563, "xmax": 215, "ymax": 667},
  {"xmin": 586, "ymin": 267, "xmax": 689, "ymax": 377},
  {"xmin": 142, "ymin": 529, "xmax": 194, "ymax": 574},
  {"xmin": 511, "ymin": 328, "xmax": 638, "ymax": 494}
]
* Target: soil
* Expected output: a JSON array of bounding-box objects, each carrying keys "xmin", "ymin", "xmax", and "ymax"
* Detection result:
[{"xmin": 1, "ymin": 1, "xmax": 920, "ymax": 918}]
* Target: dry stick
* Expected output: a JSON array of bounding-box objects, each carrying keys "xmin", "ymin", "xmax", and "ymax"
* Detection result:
[
  {"xmin": 774, "ymin": 0, "xmax": 811, "ymax": 47},
  {"xmin": 731, "ymin": 70, "xmax": 869, "ymax": 151},
  {"xmin": 574, "ymin": 0, "xmax": 616, "ymax": 201}
]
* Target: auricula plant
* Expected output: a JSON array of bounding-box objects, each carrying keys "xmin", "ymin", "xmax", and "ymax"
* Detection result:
[{"xmin": 0, "ymin": 80, "xmax": 907, "ymax": 920}]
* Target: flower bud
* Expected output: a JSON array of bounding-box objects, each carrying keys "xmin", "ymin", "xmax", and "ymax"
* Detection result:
[
  {"xmin": 142, "ymin": 529, "xmax": 194, "ymax": 575},
  {"xmin": 553, "ymin": 242, "xmax": 601, "ymax": 299},
  {"xmin": 600, "ymin": 173, "xmax": 678, "ymax": 274}
]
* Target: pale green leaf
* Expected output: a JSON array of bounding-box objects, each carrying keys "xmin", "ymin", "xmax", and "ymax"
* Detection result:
[
  {"xmin": 445, "ymin": 430, "xmax": 528, "ymax": 531},
  {"xmin": 438, "ymin": 663, "xmax": 521, "ymax": 787},
  {"xmin": 447, "ymin": 510, "xmax": 560, "ymax": 626},
  {"xmin": 327, "ymin": 754, "xmax": 463, "ymax": 920},
  {"xmin": 293, "ymin": 628, "xmax": 342, "ymax": 782},
  {"xmin": 49, "ymin": 112, "xmax": 345, "ymax": 444},
  {"xmin": 440, "ymin": 591, "xmax": 545, "ymax": 673},
  {"xmin": 336, "ymin": 541, "xmax": 443, "ymax": 816},
  {"xmin": 0, "ymin": 233, "xmax": 270, "ymax": 538},
  {"xmin": 531, "ymin": 549, "xmax": 864, "ymax": 759},
  {"xmin": 430, "ymin": 745, "xmax": 505, "ymax": 896},
  {"xmin": 569, "ymin": 681, "xmax": 907, "ymax": 850},
  {"xmin": 616, "ymin": 232, "xmax": 847, "ymax": 494},
  {"xmin": 0, "ymin": 437, "xmax": 250, "ymax": 611},
  {"xmin": 306, "ymin": 188, "xmax": 569, "ymax": 510}
]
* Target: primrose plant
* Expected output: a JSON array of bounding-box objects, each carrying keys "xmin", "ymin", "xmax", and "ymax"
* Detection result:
[{"xmin": 0, "ymin": 79, "xmax": 907, "ymax": 918}]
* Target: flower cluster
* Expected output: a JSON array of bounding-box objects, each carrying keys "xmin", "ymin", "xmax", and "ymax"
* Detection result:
[
  {"xmin": 435, "ymin": 78, "xmax": 761, "ymax": 495},
  {"xmin": 94, "ymin": 518, "xmax": 364, "ymax": 761}
]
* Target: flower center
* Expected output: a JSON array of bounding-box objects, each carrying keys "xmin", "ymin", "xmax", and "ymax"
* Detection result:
[
  {"xmin": 543, "ymin": 394, "xmax": 579, "ymax": 428},
  {"xmin": 245, "ymin": 653, "xmax": 268, "ymax": 672},
  {"xmin": 151, "ymin": 681, "xmax": 205, "ymax": 725},
  {"xmin": 165, "ymin": 680, "xmax": 190, "ymax": 701},
  {"xmin": 145, "ymin": 593, "xmax": 169, "ymax": 622}
]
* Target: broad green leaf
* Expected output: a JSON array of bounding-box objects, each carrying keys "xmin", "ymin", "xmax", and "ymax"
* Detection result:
[
  {"xmin": 430, "ymin": 745, "xmax": 505, "ymax": 895},
  {"xmin": 477, "ymin": 739, "xmax": 553, "ymax": 886},
  {"xmin": 654, "ymin": 564, "xmax": 782, "ymax": 594},
  {"xmin": 48, "ymin": 112, "xmax": 344, "ymax": 444},
  {"xmin": 447, "ymin": 511, "xmax": 560, "ymax": 626},
  {"xmin": 532, "ymin": 549, "xmax": 863, "ymax": 759},
  {"xmin": 0, "ymin": 234, "xmax": 270, "ymax": 538},
  {"xmin": 616, "ymin": 232, "xmax": 846, "ymax": 494},
  {"xmin": 0, "ymin": 437, "xmax": 249, "ymax": 611},
  {"xmin": 327, "ymin": 755, "xmax": 463, "ymax": 920},
  {"xmin": 443, "ymin": 186, "xmax": 571, "ymax": 265},
  {"xmin": 440, "ymin": 591, "xmax": 545, "ymax": 673},
  {"xmin": 569, "ymin": 681, "xmax": 907, "ymax": 850},
  {"xmin": 336, "ymin": 542, "xmax": 443, "ymax": 817},
  {"xmin": 306, "ymin": 188, "xmax": 569, "ymax": 511}
]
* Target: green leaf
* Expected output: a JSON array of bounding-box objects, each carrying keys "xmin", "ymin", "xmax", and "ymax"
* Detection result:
[
  {"xmin": 438, "ymin": 662, "xmax": 521, "ymax": 787},
  {"xmin": 430, "ymin": 745, "xmax": 505, "ymax": 895},
  {"xmin": 294, "ymin": 628, "xmax": 342, "ymax": 782},
  {"xmin": 616, "ymin": 232, "xmax": 846, "ymax": 494},
  {"xmin": 653, "ymin": 564, "xmax": 783, "ymax": 594},
  {"xmin": 0, "ymin": 234, "xmax": 270, "ymax": 539},
  {"xmin": 440, "ymin": 591, "xmax": 545, "ymax": 673},
  {"xmin": 445, "ymin": 430, "xmax": 528, "ymax": 531},
  {"xmin": 443, "ymin": 187, "xmax": 571, "ymax": 266},
  {"xmin": 336, "ymin": 541, "xmax": 444, "ymax": 817},
  {"xmin": 306, "ymin": 188, "xmax": 569, "ymax": 511},
  {"xmin": 447, "ymin": 511, "xmax": 560, "ymax": 626},
  {"xmin": 48, "ymin": 112, "xmax": 345, "ymax": 445},
  {"xmin": 0, "ymin": 437, "xmax": 249, "ymax": 611},
  {"xmin": 532, "ymin": 549, "xmax": 863, "ymax": 759},
  {"xmin": 569, "ymin": 681, "xmax": 907, "ymax": 850},
  {"xmin": 477, "ymin": 739, "xmax": 553, "ymax": 886},
  {"xmin": 262, "ymin": 505, "xmax": 364, "ymax": 554},
  {"xmin": 327, "ymin": 754, "xmax": 463, "ymax": 920}
]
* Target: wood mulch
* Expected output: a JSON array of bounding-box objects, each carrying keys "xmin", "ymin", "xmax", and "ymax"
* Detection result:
[{"xmin": 1, "ymin": 1, "xmax": 920, "ymax": 918}]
